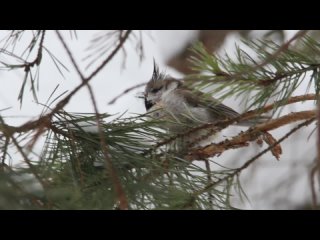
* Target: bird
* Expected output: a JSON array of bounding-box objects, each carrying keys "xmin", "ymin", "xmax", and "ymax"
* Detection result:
[{"xmin": 144, "ymin": 62, "xmax": 266, "ymax": 151}]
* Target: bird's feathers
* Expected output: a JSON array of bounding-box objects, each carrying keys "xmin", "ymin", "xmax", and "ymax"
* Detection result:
[{"xmin": 175, "ymin": 88, "xmax": 240, "ymax": 121}]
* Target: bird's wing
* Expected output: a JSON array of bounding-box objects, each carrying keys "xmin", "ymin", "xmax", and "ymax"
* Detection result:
[{"xmin": 176, "ymin": 88, "xmax": 240, "ymax": 120}]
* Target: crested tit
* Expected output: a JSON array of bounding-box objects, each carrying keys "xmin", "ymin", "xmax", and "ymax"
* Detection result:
[{"xmin": 144, "ymin": 62, "xmax": 265, "ymax": 150}]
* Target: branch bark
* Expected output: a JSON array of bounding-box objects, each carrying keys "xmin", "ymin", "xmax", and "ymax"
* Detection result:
[
  {"xmin": 186, "ymin": 110, "xmax": 316, "ymax": 161},
  {"xmin": 193, "ymin": 118, "xmax": 316, "ymax": 197}
]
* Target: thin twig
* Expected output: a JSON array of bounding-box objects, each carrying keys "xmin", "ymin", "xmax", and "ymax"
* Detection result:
[
  {"xmin": 4, "ymin": 30, "xmax": 46, "ymax": 70},
  {"xmin": 87, "ymin": 30, "xmax": 132, "ymax": 80},
  {"xmin": 250, "ymin": 30, "xmax": 308, "ymax": 73},
  {"xmin": 108, "ymin": 82, "xmax": 148, "ymax": 105},
  {"xmin": 56, "ymin": 31, "xmax": 84, "ymax": 79}
]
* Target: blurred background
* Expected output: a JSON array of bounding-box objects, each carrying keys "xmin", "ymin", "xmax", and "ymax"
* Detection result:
[{"xmin": 0, "ymin": 30, "xmax": 318, "ymax": 209}]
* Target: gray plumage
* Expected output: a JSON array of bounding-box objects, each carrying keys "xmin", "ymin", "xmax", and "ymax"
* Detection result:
[{"xmin": 144, "ymin": 63, "xmax": 265, "ymax": 149}]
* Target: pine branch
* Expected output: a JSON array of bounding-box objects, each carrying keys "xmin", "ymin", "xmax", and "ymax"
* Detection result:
[
  {"xmin": 189, "ymin": 33, "xmax": 320, "ymax": 110},
  {"xmin": 144, "ymin": 94, "xmax": 316, "ymax": 155},
  {"xmin": 193, "ymin": 118, "xmax": 315, "ymax": 197},
  {"xmin": 56, "ymin": 31, "xmax": 130, "ymax": 209},
  {"xmin": 186, "ymin": 110, "xmax": 316, "ymax": 161},
  {"xmin": 1, "ymin": 31, "xmax": 319, "ymax": 209}
]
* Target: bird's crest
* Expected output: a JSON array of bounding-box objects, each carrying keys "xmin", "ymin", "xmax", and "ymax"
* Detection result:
[{"xmin": 152, "ymin": 59, "xmax": 166, "ymax": 82}]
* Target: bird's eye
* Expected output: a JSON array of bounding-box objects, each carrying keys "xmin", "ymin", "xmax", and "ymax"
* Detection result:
[{"xmin": 151, "ymin": 87, "xmax": 162, "ymax": 93}]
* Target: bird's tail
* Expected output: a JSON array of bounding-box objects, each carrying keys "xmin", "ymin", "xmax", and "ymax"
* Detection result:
[{"xmin": 237, "ymin": 115, "xmax": 271, "ymax": 127}]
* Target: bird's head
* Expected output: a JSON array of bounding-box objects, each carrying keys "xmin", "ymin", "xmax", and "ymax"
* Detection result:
[{"xmin": 144, "ymin": 61, "xmax": 181, "ymax": 110}]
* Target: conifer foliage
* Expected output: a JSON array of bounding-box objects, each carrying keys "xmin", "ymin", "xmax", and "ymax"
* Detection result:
[{"xmin": 0, "ymin": 30, "xmax": 318, "ymax": 209}]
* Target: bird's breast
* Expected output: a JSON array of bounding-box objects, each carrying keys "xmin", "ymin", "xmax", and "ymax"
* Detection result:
[
  {"xmin": 162, "ymin": 91, "xmax": 212, "ymax": 123},
  {"xmin": 162, "ymin": 92, "xmax": 183, "ymax": 113}
]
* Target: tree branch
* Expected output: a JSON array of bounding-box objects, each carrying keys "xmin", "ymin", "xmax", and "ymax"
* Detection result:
[
  {"xmin": 251, "ymin": 30, "xmax": 308, "ymax": 73},
  {"xmin": 56, "ymin": 31, "xmax": 84, "ymax": 79},
  {"xmin": 55, "ymin": 30, "xmax": 130, "ymax": 210},
  {"xmin": 47, "ymin": 30, "xmax": 131, "ymax": 118},
  {"xmin": 193, "ymin": 118, "xmax": 316, "ymax": 197},
  {"xmin": 186, "ymin": 110, "xmax": 316, "ymax": 161}
]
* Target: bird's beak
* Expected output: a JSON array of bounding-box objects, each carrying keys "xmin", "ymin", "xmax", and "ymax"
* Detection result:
[{"xmin": 145, "ymin": 98, "xmax": 154, "ymax": 111}]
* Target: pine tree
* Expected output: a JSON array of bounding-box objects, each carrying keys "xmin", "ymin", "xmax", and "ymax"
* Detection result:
[{"xmin": 0, "ymin": 30, "xmax": 318, "ymax": 209}]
